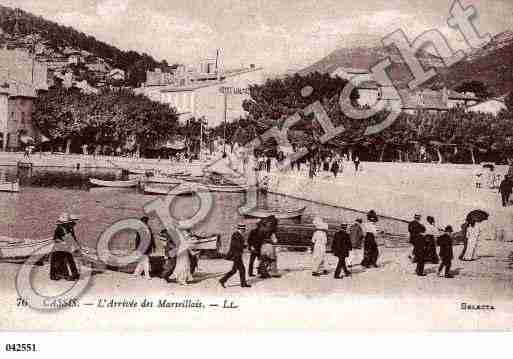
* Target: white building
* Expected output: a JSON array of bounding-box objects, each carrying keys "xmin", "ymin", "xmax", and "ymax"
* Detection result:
[
  {"xmin": 136, "ymin": 66, "xmax": 265, "ymax": 127},
  {"xmin": 466, "ymin": 97, "xmax": 507, "ymax": 115}
]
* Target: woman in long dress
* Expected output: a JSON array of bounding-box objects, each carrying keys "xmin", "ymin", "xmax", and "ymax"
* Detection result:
[
  {"xmin": 170, "ymin": 231, "xmax": 195, "ymax": 286},
  {"xmin": 311, "ymin": 217, "xmax": 329, "ymax": 276},
  {"xmin": 361, "ymin": 210, "xmax": 379, "ymax": 268},
  {"xmin": 462, "ymin": 221, "xmax": 481, "ymax": 261}
]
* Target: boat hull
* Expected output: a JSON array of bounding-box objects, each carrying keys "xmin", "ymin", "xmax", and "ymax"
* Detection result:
[
  {"xmin": 89, "ymin": 178, "xmax": 139, "ymax": 188},
  {"xmin": 0, "ymin": 181, "xmax": 20, "ymax": 193},
  {"xmin": 243, "ymin": 206, "xmax": 306, "ymax": 219},
  {"xmin": 0, "ymin": 237, "xmax": 53, "ymax": 260}
]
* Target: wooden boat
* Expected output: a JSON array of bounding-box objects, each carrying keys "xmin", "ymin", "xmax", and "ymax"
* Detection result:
[
  {"xmin": 89, "ymin": 178, "xmax": 139, "ymax": 188},
  {"xmin": 206, "ymin": 184, "xmax": 249, "ymax": 192},
  {"xmin": 243, "ymin": 206, "xmax": 306, "ymax": 219},
  {"xmin": 144, "ymin": 185, "xmax": 182, "ymax": 195},
  {"xmin": 157, "ymin": 234, "xmax": 220, "ymax": 252},
  {"xmin": 0, "ymin": 180, "xmax": 20, "ymax": 193},
  {"xmin": 143, "ymin": 175, "xmax": 184, "ymax": 185},
  {"xmin": 0, "ymin": 236, "xmax": 53, "ymax": 260},
  {"xmin": 108, "ymin": 160, "xmax": 152, "ymax": 175}
]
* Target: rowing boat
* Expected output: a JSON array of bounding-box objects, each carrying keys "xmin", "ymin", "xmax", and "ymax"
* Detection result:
[
  {"xmin": 157, "ymin": 234, "xmax": 220, "ymax": 252},
  {"xmin": 89, "ymin": 178, "xmax": 139, "ymax": 188},
  {"xmin": 143, "ymin": 175, "xmax": 184, "ymax": 185},
  {"xmin": 0, "ymin": 236, "xmax": 53, "ymax": 260},
  {"xmin": 0, "ymin": 180, "xmax": 20, "ymax": 193},
  {"xmin": 144, "ymin": 185, "xmax": 183, "ymax": 195},
  {"xmin": 206, "ymin": 184, "xmax": 249, "ymax": 192},
  {"xmin": 108, "ymin": 160, "xmax": 153, "ymax": 175},
  {"xmin": 242, "ymin": 206, "xmax": 306, "ymax": 219}
]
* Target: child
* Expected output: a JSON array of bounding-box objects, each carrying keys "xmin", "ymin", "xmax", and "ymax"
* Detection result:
[
  {"xmin": 258, "ymin": 239, "xmax": 276, "ymax": 279},
  {"xmin": 437, "ymin": 226, "xmax": 454, "ymax": 278}
]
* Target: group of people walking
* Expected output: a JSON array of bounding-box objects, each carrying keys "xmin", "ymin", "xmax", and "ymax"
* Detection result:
[{"xmin": 48, "ymin": 206, "xmax": 484, "ymax": 287}]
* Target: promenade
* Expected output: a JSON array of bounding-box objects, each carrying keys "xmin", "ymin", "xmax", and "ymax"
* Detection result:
[{"xmin": 1, "ymin": 240, "xmax": 512, "ymax": 330}]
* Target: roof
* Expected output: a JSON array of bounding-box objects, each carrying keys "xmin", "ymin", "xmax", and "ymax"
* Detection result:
[
  {"xmin": 447, "ymin": 89, "xmax": 479, "ymax": 101},
  {"xmin": 398, "ymin": 89, "xmax": 448, "ymax": 110}
]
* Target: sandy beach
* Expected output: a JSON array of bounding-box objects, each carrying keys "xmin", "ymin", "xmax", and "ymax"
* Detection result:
[{"xmin": 1, "ymin": 239, "xmax": 512, "ymax": 331}]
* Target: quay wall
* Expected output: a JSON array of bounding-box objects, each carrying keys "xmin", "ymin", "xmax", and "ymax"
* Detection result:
[
  {"xmin": 265, "ymin": 162, "xmax": 513, "ymax": 241},
  {"xmin": 0, "ymin": 152, "xmax": 205, "ymax": 174}
]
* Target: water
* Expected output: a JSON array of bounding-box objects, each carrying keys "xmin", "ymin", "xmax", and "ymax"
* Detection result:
[{"xmin": 0, "ymin": 166, "xmax": 405, "ymax": 250}]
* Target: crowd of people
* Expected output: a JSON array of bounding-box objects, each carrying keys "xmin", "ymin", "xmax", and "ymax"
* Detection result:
[{"xmin": 48, "ymin": 206, "xmax": 487, "ymax": 286}]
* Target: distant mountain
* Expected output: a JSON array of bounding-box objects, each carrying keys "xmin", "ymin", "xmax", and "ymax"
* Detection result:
[
  {"xmin": 430, "ymin": 31, "xmax": 513, "ymax": 96},
  {"xmin": 299, "ymin": 45, "xmax": 444, "ymax": 87},
  {"xmin": 0, "ymin": 5, "xmax": 174, "ymax": 87},
  {"xmin": 300, "ymin": 31, "xmax": 513, "ymax": 96}
]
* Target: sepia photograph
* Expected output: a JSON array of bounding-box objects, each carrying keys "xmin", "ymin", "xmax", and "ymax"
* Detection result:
[{"xmin": 0, "ymin": 0, "xmax": 512, "ymax": 333}]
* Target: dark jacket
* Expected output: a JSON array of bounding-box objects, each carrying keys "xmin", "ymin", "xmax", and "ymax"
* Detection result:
[
  {"xmin": 247, "ymin": 229, "xmax": 264, "ymax": 255},
  {"xmin": 499, "ymin": 178, "xmax": 512, "ymax": 194},
  {"xmin": 226, "ymin": 231, "xmax": 245, "ymax": 261},
  {"xmin": 332, "ymin": 230, "xmax": 352, "ymax": 258},
  {"xmin": 349, "ymin": 223, "xmax": 364, "ymax": 249},
  {"xmin": 135, "ymin": 227, "xmax": 155, "ymax": 256},
  {"xmin": 437, "ymin": 234, "xmax": 453, "ymax": 260},
  {"xmin": 331, "ymin": 161, "xmax": 339, "ymax": 173},
  {"xmin": 408, "ymin": 220, "xmax": 426, "ymax": 244}
]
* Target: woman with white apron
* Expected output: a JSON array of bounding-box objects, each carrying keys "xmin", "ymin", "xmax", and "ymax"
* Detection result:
[{"xmin": 311, "ymin": 217, "xmax": 329, "ymax": 276}]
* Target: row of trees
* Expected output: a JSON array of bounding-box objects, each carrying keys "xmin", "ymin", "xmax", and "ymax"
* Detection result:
[
  {"xmin": 32, "ymin": 87, "xmax": 180, "ymax": 155},
  {"xmin": 221, "ymin": 73, "xmax": 513, "ymax": 164}
]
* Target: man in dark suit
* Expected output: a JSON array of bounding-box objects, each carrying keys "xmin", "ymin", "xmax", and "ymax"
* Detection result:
[
  {"xmin": 332, "ymin": 224, "xmax": 352, "ymax": 279},
  {"xmin": 247, "ymin": 224, "xmax": 264, "ymax": 277},
  {"xmin": 437, "ymin": 226, "xmax": 454, "ymax": 278},
  {"xmin": 409, "ymin": 214, "xmax": 427, "ymax": 276},
  {"xmin": 220, "ymin": 223, "xmax": 251, "ymax": 288}
]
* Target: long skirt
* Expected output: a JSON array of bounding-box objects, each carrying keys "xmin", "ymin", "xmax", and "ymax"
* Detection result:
[
  {"xmin": 361, "ymin": 234, "xmax": 379, "ymax": 267},
  {"xmin": 462, "ymin": 235, "xmax": 479, "ymax": 261},
  {"xmin": 424, "ymin": 235, "xmax": 439, "ymax": 264},
  {"xmin": 50, "ymin": 251, "xmax": 79, "ymax": 280},
  {"xmin": 170, "ymin": 251, "xmax": 193, "ymax": 285},
  {"xmin": 312, "ymin": 244, "xmax": 326, "ymax": 273}
]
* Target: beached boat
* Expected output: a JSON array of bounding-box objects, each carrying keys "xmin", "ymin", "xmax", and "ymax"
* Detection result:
[
  {"xmin": 243, "ymin": 206, "xmax": 306, "ymax": 219},
  {"xmin": 143, "ymin": 175, "xmax": 184, "ymax": 185},
  {"xmin": 108, "ymin": 160, "xmax": 153, "ymax": 175},
  {"xmin": 89, "ymin": 178, "xmax": 140, "ymax": 188},
  {"xmin": 143, "ymin": 185, "xmax": 182, "ymax": 195},
  {"xmin": 156, "ymin": 234, "xmax": 220, "ymax": 252},
  {"xmin": 0, "ymin": 236, "xmax": 53, "ymax": 260},
  {"xmin": 0, "ymin": 180, "xmax": 20, "ymax": 193},
  {"xmin": 206, "ymin": 184, "xmax": 249, "ymax": 192}
]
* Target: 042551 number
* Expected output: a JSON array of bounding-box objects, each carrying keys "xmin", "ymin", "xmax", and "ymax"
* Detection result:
[{"xmin": 5, "ymin": 344, "xmax": 37, "ymax": 352}]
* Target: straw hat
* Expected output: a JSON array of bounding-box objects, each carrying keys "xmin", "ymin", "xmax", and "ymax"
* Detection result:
[
  {"xmin": 56, "ymin": 213, "xmax": 79, "ymax": 224},
  {"xmin": 313, "ymin": 217, "xmax": 328, "ymax": 230}
]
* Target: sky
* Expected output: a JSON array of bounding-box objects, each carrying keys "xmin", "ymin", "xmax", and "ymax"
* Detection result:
[{"xmin": 1, "ymin": 0, "xmax": 512, "ymax": 74}]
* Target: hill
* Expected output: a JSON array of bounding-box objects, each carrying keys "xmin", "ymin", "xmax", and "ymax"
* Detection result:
[
  {"xmin": 0, "ymin": 5, "xmax": 175, "ymax": 87},
  {"xmin": 300, "ymin": 31, "xmax": 513, "ymax": 96},
  {"xmin": 299, "ymin": 45, "xmax": 444, "ymax": 88},
  {"xmin": 430, "ymin": 31, "xmax": 513, "ymax": 97}
]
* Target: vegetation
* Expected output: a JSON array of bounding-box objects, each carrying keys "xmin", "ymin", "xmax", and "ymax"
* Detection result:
[
  {"xmin": 0, "ymin": 6, "xmax": 176, "ymax": 86},
  {"xmin": 222, "ymin": 72, "xmax": 513, "ymax": 164},
  {"xmin": 32, "ymin": 87, "xmax": 180, "ymax": 155}
]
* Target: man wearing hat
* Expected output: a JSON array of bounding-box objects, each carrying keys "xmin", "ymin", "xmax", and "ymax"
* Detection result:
[
  {"xmin": 332, "ymin": 223, "xmax": 352, "ymax": 279},
  {"xmin": 408, "ymin": 214, "xmax": 426, "ymax": 274},
  {"xmin": 220, "ymin": 223, "xmax": 251, "ymax": 288},
  {"xmin": 409, "ymin": 214, "xmax": 427, "ymax": 276},
  {"xmin": 50, "ymin": 213, "xmax": 81, "ymax": 281}
]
